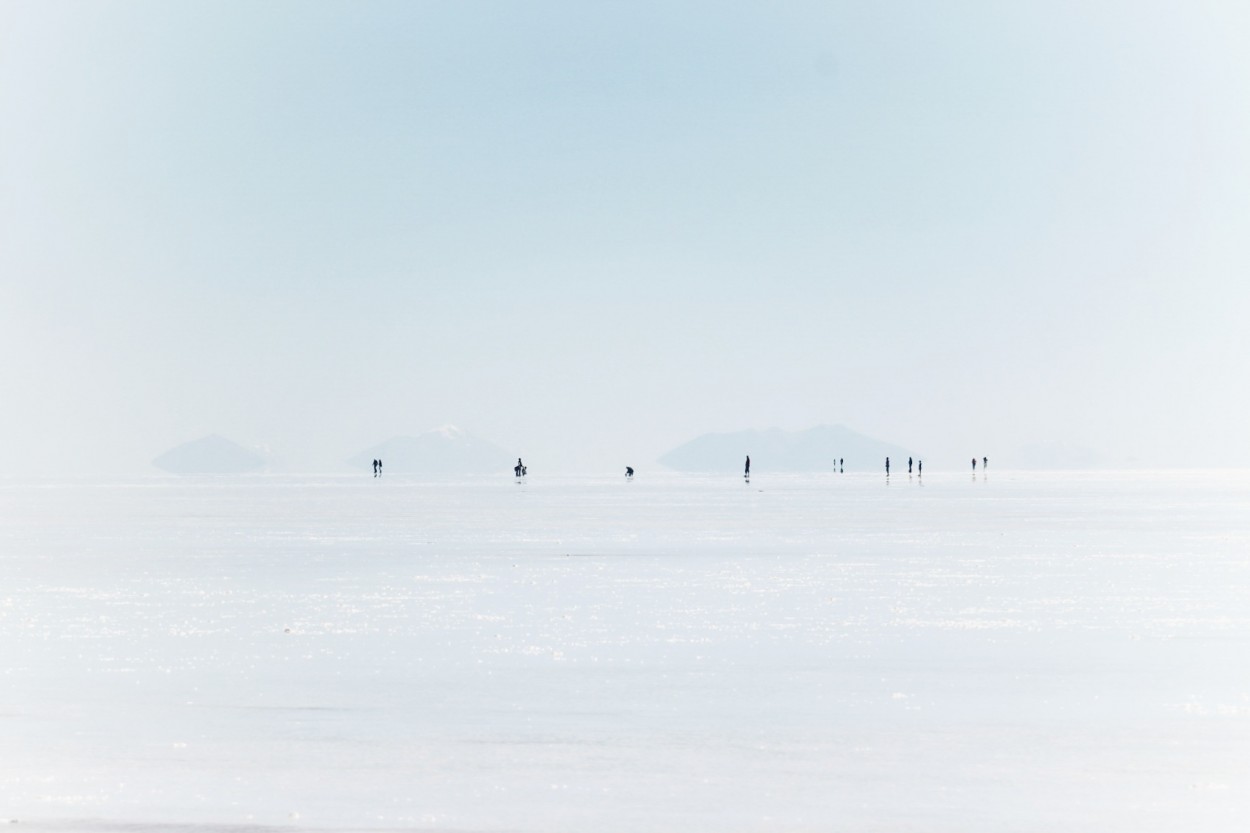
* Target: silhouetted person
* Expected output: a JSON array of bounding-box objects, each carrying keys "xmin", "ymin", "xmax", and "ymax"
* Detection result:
[
  {"xmin": 378, "ymin": 459, "xmax": 382, "ymax": 476},
  {"xmin": 972, "ymin": 457, "xmax": 976, "ymax": 472},
  {"xmin": 983, "ymin": 456, "xmax": 988, "ymax": 470},
  {"xmin": 745, "ymin": 455, "xmax": 751, "ymax": 478},
  {"xmin": 885, "ymin": 457, "xmax": 890, "ymax": 475},
  {"xmin": 626, "ymin": 466, "xmax": 634, "ymax": 478},
  {"xmin": 918, "ymin": 460, "xmax": 922, "ymax": 476},
  {"xmin": 372, "ymin": 459, "xmax": 378, "ymax": 476},
  {"xmin": 908, "ymin": 457, "xmax": 913, "ymax": 474},
  {"xmin": 839, "ymin": 458, "xmax": 843, "ymax": 472}
]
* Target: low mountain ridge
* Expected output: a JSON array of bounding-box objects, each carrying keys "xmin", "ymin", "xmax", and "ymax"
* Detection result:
[
  {"xmin": 152, "ymin": 434, "xmax": 267, "ymax": 474},
  {"xmin": 659, "ymin": 424, "xmax": 915, "ymax": 472}
]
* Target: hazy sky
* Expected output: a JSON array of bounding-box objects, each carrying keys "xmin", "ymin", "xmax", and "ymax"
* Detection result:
[{"xmin": 3, "ymin": 0, "xmax": 1248, "ymax": 474}]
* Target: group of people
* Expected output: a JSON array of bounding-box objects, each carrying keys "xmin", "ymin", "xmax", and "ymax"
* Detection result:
[
  {"xmin": 374, "ymin": 455, "xmax": 990, "ymax": 478},
  {"xmin": 882, "ymin": 456, "xmax": 924, "ymax": 476},
  {"xmin": 883, "ymin": 457, "xmax": 924, "ymax": 476},
  {"xmin": 882, "ymin": 456, "xmax": 986, "ymax": 475}
]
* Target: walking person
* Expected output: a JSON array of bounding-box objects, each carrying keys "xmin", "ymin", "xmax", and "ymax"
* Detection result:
[
  {"xmin": 908, "ymin": 457, "xmax": 913, "ymax": 474},
  {"xmin": 885, "ymin": 457, "xmax": 890, "ymax": 475},
  {"xmin": 744, "ymin": 455, "xmax": 751, "ymax": 479}
]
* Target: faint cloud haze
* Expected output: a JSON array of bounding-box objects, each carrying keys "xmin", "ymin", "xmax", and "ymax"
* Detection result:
[{"xmin": 2, "ymin": 0, "xmax": 1248, "ymax": 475}]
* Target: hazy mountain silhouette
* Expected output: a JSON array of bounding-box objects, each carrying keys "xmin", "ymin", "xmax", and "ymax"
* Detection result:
[
  {"xmin": 152, "ymin": 434, "xmax": 267, "ymax": 474},
  {"xmin": 349, "ymin": 425, "xmax": 509, "ymax": 474},
  {"xmin": 659, "ymin": 424, "xmax": 914, "ymax": 472}
]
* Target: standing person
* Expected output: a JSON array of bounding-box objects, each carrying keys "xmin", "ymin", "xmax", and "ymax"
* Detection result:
[
  {"xmin": 918, "ymin": 460, "xmax": 922, "ymax": 476},
  {"xmin": 908, "ymin": 457, "xmax": 913, "ymax": 474},
  {"xmin": 372, "ymin": 459, "xmax": 378, "ymax": 476},
  {"xmin": 983, "ymin": 456, "xmax": 988, "ymax": 471},
  {"xmin": 885, "ymin": 457, "xmax": 890, "ymax": 475},
  {"xmin": 839, "ymin": 458, "xmax": 843, "ymax": 472},
  {"xmin": 377, "ymin": 459, "xmax": 382, "ymax": 476},
  {"xmin": 744, "ymin": 455, "xmax": 751, "ymax": 479},
  {"xmin": 972, "ymin": 457, "xmax": 977, "ymax": 472}
]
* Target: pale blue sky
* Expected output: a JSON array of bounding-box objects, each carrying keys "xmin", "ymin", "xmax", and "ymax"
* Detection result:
[{"xmin": 3, "ymin": 0, "xmax": 1248, "ymax": 473}]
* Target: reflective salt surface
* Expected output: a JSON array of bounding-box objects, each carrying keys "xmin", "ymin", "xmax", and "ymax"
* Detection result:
[{"xmin": 2, "ymin": 471, "xmax": 1248, "ymax": 831}]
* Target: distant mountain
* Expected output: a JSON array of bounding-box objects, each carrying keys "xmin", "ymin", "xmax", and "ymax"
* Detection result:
[
  {"xmin": 349, "ymin": 425, "xmax": 510, "ymax": 474},
  {"xmin": 152, "ymin": 434, "xmax": 267, "ymax": 474},
  {"xmin": 658, "ymin": 425, "xmax": 915, "ymax": 472}
]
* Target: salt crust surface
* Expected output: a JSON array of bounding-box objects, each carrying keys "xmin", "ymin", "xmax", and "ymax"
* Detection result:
[{"xmin": 1, "ymin": 471, "xmax": 1248, "ymax": 831}]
